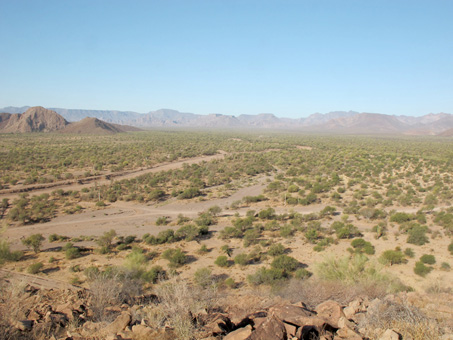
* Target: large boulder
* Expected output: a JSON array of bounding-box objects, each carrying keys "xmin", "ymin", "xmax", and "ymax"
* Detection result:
[
  {"xmin": 246, "ymin": 316, "xmax": 287, "ymax": 340},
  {"xmin": 378, "ymin": 329, "xmax": 401, "ymax": 340},
  {"xmin": 105, "ymin": 311, "xmax": 131, "ymax": 335},
  {"xmin": 224, "ymin": 325, "xmax": 253, "ymax": 340},
  {"xmin": 315, "ymin": 300, "xmax": 346, "ymax": 328},
  {"xmin": 269, "ymin": 304, "xmax": 313, "ymax": 324}
]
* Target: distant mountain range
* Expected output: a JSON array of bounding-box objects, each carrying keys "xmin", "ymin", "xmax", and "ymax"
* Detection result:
[
  {"xmin": 1, "ymin": 106, "xmax": 452, "ymax": 135},
  {"xmin": 0, "ymin": 107, "xmax": 138, "ymax": 134}
]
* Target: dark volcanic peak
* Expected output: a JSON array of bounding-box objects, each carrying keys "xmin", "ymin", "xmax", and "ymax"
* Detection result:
[{"xmin": 0, "ymin": 106, "xmax": 68, "ymax": 133}]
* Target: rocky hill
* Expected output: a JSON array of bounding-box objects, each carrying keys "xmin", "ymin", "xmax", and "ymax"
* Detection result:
[
  {"xmin": 0, "ymin": 106, "xmax": 69, "ymax": 133},
  {"xmin": 1, "ymin": 277, "xmax": 451, "ymax": 340},
  {"xmin": 60, "ymin": 117, "xmax": 141, "ymax": 135},
  {"xmin": 0, "ymin": 107, "xmax": 138, "ymax": 134}
]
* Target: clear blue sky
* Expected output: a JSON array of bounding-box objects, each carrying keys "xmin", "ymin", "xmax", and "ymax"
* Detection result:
[{"xmin": 1, "ymin": 0, "xmax": 452, "ymax": 118}]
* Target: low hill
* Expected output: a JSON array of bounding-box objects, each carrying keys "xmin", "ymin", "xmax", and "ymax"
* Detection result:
[
  {"xmin": 61, "ymin": 117, "xmax": 141, "ymax": 134},
  {"xmin": 438, "ymin": 127, "xmax": 453, "ymax": 137},
  {"xmin": 0, "ymin": 106, "xmax": 68, "ymax": 133}
]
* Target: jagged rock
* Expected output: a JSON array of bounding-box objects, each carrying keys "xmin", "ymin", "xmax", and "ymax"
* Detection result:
[
  {"xmin": 246, "ymin": 316, "xmax": 287, "ymax": 340},
  {"xmin": 338, "ymin": 317, "xmax": 355, "ymax": 329},
  {"xmin": 223, "ymin": 325, "xmax": 253, "ymax": 340},
  {"xmin": 343, "ymin": 306, "xmax": 356, "ymax": 319},
  {"xmin": 14, "ymin": 320, "xmax": 33, "ymax": 331},
  {"xmin": 378, "ymin": 329, "xmax": 401, "ymax": 340},
  {"xmin": 55, "ymin": 303, "xmax": 75, "ymax": 320},
  {"xmin": 46, "ymin": 313, "xmax": 69, "ymax": 326},
  {"xmin": 105, "ymin": 311, "xmax": 132, "ymax": 334},
  {"xmin": 283, "ymin": 322, "xmax": 297, "ymax": 337},
  {"xmin": 334, "ymin": 326, "xmax": 363, "ymax": 340},
  {"xmin": 204, "ymin": 313, "xmax": 233, "ymax": 335},
  {"xmin": 269, "ymin": 304, "xmax": 313, "ymax": 324},
  {"xmin": 27, "ymin": 310, "xmax": 41, "ymax": 321},
  {"xmin": 315, "ymin": 300, "xmax": 346, "ymax": 329},
  {"xmin": 252, "ymin": 317, "xmax": 267, "ymax": 329}
]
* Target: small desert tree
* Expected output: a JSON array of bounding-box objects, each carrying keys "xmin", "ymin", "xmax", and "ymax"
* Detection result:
[{"xmin": 22, "ymin": 233, "xmax": 45, "ymax": 253}]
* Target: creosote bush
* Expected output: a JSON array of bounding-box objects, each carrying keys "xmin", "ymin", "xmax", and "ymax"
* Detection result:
[
  {"xmin": 379, "ymin": 249, "xmax": 407, "ymax": 266},
  {"xmin": 414, "ymin": 261, "xmax": 432, "ymax": 277},
  {"xmin": 27, "ymin": 262, "xmax": 43, "ymax": 274},
  {"xmin": 162, "ymin": 248, "xmax": 187, "ymax": 268},
  {"xmin": 419, "ymin": 254, "xmax": 435, "ymax": 265},
  {"xmin": 215, "ymin": 255, "xmax": 230, "ymax": 268}
]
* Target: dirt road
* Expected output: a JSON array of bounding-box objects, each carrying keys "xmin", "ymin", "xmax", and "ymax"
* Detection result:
[{"xmin": 0, "ymin": 151, "xmax": 226, "ymax": 199}]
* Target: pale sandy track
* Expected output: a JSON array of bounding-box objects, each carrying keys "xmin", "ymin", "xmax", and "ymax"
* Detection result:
[
  {"xmin": 0, "ymin": 151, "xmax": 226, "ymax": 199},
  {"xmin": 0, "ymin": 268, "xmax": 80, "ymax": 291}
]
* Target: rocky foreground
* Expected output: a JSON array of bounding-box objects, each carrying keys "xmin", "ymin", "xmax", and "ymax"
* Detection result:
[{"xmin": 1, "ymin": 278, "xmax": 452, "ymax": 340}]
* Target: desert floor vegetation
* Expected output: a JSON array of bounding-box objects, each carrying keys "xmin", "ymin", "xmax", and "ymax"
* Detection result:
[{"xmin": 0, "ymin": 131, "xmax": 452, "ymax": 338}]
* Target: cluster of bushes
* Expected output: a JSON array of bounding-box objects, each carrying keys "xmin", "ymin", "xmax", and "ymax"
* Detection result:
[
  {"xmin": 331, "ymin": 221, "xmax": 361, "ymax": 239},
  {"xmin": 350, "ymin": 238, "xmax": 375, "ymax": 255},
  {"xmin": 247, "ymin": 255, "xmax": 308, "ymax": 286},
  {"xmin": 162, "ymin": 248, "xmax": 187, "ymax": 268},
  {"xmin": 144, "ymin": 224, "xmax": 208, "ymax": 245},
  {"xmin": 414, "ymin": 254, "xmax": 436, "ymax": 277}
]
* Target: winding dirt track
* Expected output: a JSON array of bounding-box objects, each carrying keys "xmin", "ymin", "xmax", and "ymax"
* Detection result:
[{"xmin": 0, "ymin": 152, "xmax": 227, "ymax": 199}]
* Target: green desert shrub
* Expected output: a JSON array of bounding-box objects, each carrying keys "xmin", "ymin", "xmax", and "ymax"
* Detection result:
[
  {"xmin": 294, "ymin": 268, "xmax": 312, "ymax": 279},
  {"xmin": 351, "ymin": 238, "xmax": 375, "ymax": 255},
  {"xmin": 175, "ymin": 224, "xmax": 202, "ymax": 241},
  {"xmin": 280, "ymin": 225, "xmax": 295, "ymax": 238},
  {"xmin": 404, "ymin": 248, "xmax": 415, "ymax": 258},
  {"xmin": 97, "ymin": 229, "xmax": 117, "ymax": 249},
  {"xmin": 420, "ymin": 254, "xmax": 436, "ymax": 265},
  {"xmin": 197, "ymin": 244, "xmax": 209, "ymax": 254},
  {"xmin": 440, "ymin": 262, "xmax": 451, "ymax": 271},
  {"xmin": 243, "ymin": 229, "xmax": 260, "ymax": 247},
  {"xmin": 406, "ymin": 225, "xmax": 429, "ymax": 246},
  {"xmin": 234, "ymin": 253, "xmax": 248, "ymax": 266},
  {"xmin": 193, "ymin": 267, "xmax": 213, "ymax": 288},
  {"xmin": 224, "ymin": 277, "xmax": 236, "ymax": 289},
  {"xmin": 271, "ymin": 255, "xmax": 299, "ymax": 273},
  {"xmin": 0, "ymin": 239, "xmax": 23, "ymax": 264},
  {"xmin": 162, "ymin": 248, "xmax": 186, "ymax": 268},
  {"xmin": 448, "ymin": 242, "xmax": 453, "ymax": 255},
  {"xmin": 27, "ymin": 262, "xmax": 43, "ymax": 274},
  {"xmin": 331, "ymin": 221, "xmax": 361, "ymax": 239},
  {"xmin": 142, "ymin": 265, "xmax": 166, "ymax": 283},
  {"xmin": 379, "ymin": 250, "xmax": 407, "ymax": 266},
  {"xmin": 414, "ymin": 261, "xmax": 432, "ymax": 277},
  {"xmin": 268, "ymin": 243, "xmax": 285, "ymax": 257},
  {"xmin": 247, "ymin": 267, "xmax": 286, "ymax": 286},
  {"xmin": 215, "ymin": 255, "xmax": 230, "ymax": 268},
  {"xmin": 22, "ymin": 233, "xmax": 45, "ymax": 253},
  {"xmin": 65, "ymin": 246, "xmax": 81, "ymax": 260},
  {"xmin": 156, "ymin": 216, "xmax": 169, "ymax": 226}
]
